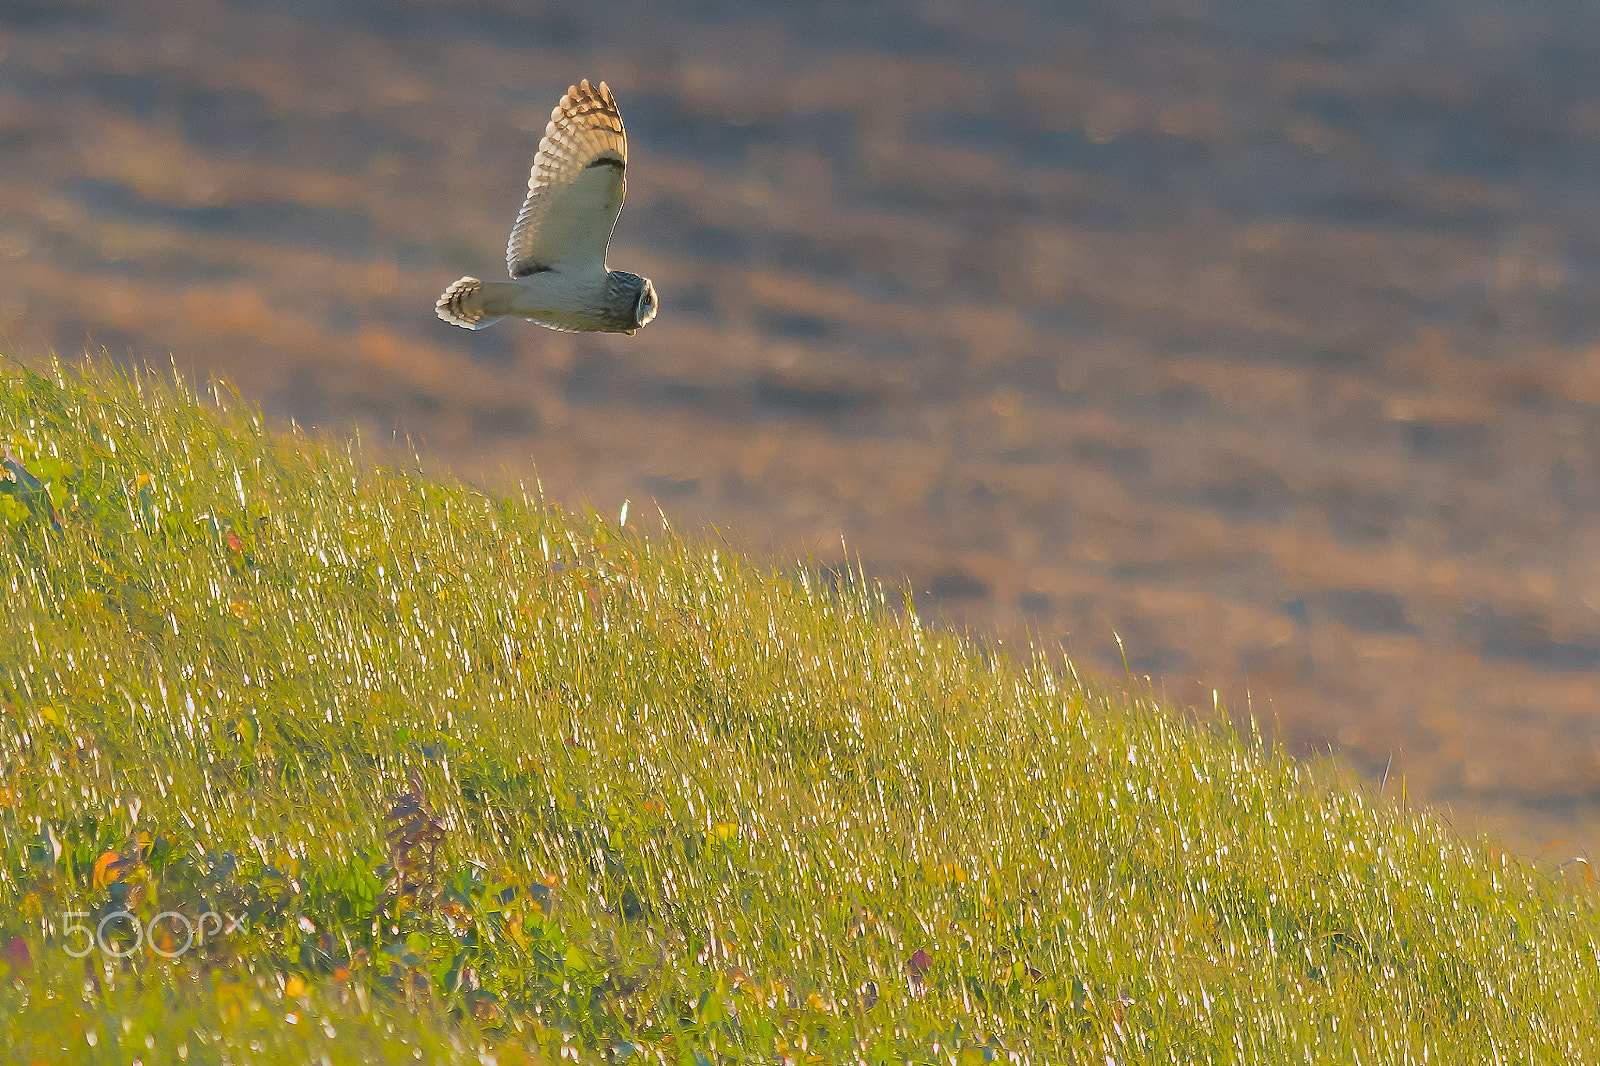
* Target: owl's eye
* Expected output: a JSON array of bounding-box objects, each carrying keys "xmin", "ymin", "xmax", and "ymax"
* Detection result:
[{"xmin": 634, "ymin": 283, "xmax": 657, "ymax": 326}]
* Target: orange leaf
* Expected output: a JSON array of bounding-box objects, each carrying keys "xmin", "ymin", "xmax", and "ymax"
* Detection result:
[{"xmin": 92, "ymin": 850, "xmax": 121, "ymax": 890}]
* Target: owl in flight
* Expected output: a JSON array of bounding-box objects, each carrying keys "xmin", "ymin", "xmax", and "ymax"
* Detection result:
[{"xmin": 437, "ymin": 79, "xmax": 658, "ymax": 334}]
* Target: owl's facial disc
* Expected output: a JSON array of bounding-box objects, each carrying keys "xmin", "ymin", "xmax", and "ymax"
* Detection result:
[{"xmin": 634, "ymin": 279, "xmax": 658, "ymax": 330}]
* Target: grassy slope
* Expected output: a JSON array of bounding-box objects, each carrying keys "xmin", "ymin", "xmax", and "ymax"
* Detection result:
[{"xmin": 0, "ymin": 356, "xmax": 1595, "ymax": 1064}]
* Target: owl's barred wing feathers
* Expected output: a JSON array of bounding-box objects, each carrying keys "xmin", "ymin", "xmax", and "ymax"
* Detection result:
[{"xmin": 505, "ymin": 79, "xmax": 628, "ymax": 278}]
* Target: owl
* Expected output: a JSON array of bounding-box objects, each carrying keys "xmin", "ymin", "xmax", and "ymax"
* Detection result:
[{"xmin": 437, "ymin": 79, "xmax": 658, "ymax": 334}]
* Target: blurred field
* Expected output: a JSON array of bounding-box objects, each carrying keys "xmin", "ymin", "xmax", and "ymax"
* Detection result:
[{"xmin": 4, "ymin": 0, "xmax": 1600, "ymax": 851}]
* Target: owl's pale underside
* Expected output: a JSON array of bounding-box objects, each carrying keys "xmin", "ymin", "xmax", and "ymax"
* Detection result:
[{"xmin": 437, "ymin": 79, "xmax": 658, "ymax": 334}]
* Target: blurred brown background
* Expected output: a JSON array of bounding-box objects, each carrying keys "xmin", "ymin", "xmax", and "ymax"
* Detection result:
[{"xmin": 4, "ymin": 0, "xmax": 1600, "ymax": 852}]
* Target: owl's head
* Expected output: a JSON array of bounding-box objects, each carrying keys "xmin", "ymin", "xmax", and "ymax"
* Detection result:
[{"xmin": 606, "ymin": 270, "xmax": 658, "ymax": 334}]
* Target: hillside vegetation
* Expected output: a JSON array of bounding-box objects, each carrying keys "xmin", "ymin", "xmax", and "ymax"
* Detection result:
[{"xmin": 0, "ymin": 357, "xmax": 1596, "ymax": 1064}]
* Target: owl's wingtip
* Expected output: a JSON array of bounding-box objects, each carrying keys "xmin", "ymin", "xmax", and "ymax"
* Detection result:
[{"xmin": 570, "ymin": 78, "xmax": 614, "ymax": 102}]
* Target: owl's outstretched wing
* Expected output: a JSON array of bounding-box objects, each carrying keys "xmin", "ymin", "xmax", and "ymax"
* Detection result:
[{"xmin": 505, "ymin": 79, "xmax": 628, "ymax": 278}]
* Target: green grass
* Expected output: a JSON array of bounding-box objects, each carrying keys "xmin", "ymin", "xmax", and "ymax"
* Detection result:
[{"xmin": 0, "ymin": 355, "xmax": 1596, "ymax": 1064}]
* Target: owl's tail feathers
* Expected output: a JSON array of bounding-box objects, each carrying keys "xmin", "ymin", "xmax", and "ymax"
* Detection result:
[{"xmin": 436, "ymin": 276, "xmax": 510, "ymax": 330}]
